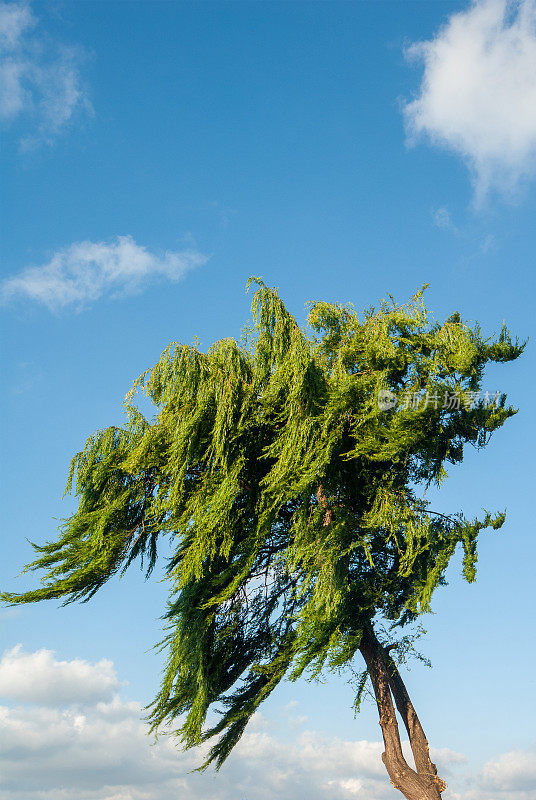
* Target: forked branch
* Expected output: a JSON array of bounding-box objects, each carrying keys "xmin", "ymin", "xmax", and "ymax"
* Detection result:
[{"xmin": 359, "ymin": 625, "xmax": 445, "ymax": 800}]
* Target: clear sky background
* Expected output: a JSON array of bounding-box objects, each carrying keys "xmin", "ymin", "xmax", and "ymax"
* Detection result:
[{"xmin": 1, "ymin": 2, "xmax": 535, "ymax": 799}]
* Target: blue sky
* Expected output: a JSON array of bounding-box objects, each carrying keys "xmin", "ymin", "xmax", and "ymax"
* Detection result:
[{"xmin": 1, "ymin": 2, "xmax": 535, "ymax": 799}]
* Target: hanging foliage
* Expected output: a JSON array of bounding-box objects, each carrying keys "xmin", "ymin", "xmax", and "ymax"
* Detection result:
[{"xmin": 2, "ymin": 279, "xmax": 524, "ymax": 798}]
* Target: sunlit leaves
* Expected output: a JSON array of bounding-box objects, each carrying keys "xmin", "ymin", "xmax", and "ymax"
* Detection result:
[{"xmin": 2, "ymin": 278, "xmax": 524, "ymax": 769}]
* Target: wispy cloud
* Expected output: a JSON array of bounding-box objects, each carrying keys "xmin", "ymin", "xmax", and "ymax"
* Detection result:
[
  {"xmin": 1, "ymin": 235, "xmax": 209, "ymax": 311},
  {"xmin": 0, "ymin": 1, "xmax": 90, "ymax": 147},
  {"xmin": 430, "ymin": 205, "xmax": 499, "ymax": 261},
  {"xmin": 432, "ymin": 206, "xmax": 458, "ymax": 232},
  {"xmin": 404, "ymin": 0, "xmax": 536, "ymax": 204}
]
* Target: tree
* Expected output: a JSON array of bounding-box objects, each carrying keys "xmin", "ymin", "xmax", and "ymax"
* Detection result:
[{"xmin": 2, "ymin": 279, "xmax": 524, "ymax": 800}]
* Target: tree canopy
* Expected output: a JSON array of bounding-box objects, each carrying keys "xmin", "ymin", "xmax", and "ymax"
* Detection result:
[{"xmin": 2, "ymin": 279, "xmax": 524, "ymax": 797}]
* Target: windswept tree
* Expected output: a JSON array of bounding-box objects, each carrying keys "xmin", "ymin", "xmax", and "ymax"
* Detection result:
[{"xmin": 2, "ymin": 279, "xmax": 524, "ymax": 800}]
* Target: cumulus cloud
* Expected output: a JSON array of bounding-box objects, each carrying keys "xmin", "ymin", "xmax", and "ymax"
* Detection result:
[
  {"xmin": 0, "ymin": 645, "xmax": 531, "ymax": 800},
  {"xmin": 0, "ymin": 700, "xmax": 394, "ymax": 800},
  {"xmin": 0, "ymin": 0, "xmax": 90, "ymax": 146},
  {"xmin": 404, "ymin": 0, "xmax": 536, "ymax": 203},
  {"xmin": 0, "ymin": 645, "xmax": 469, "ymax": 800},
  {"xmin": 1, "ymin": 235, "xmax": 209, "ymax": 310},
  {"xmin": 479, "ymin": 745, "xmax": 536, "ymax": 793},
  {"xmin": 0, "ymin": 644, "xmax": 120, "ymax": 706}
]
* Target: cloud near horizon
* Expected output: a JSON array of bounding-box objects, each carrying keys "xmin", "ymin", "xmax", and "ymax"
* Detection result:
[
  {"xmin": 0, "ymin": 644, "xmax": 534, "ymax": 800},
  {"xmin": 1, "ymin": 235, "xmax": 209, "ymax": 310},
  {"xmin": 0, "ymin": 644, "xmax": 120, "ymax": 706},
  {"xmin": 0, "ymin": 0, "xmax": 90, "ymax": 147},
  {"xmin": 404, "ymin": 0, "xmax": 536, "ymax": 204}
]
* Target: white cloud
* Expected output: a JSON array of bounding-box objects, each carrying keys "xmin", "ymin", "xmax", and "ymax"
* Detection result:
[
  {"xmin": 0, "ymin": 0, "xmax": 32, "ymax": 51},
  {"xmin": 447, "ymin": 748, "xmax": 536, "ymax": 800},
  {"xmin": 281, "ymin": 699, "xmax": 309, "ymax": 729},
  {"xmin": 432, "ymin": 206, "xmax": 457, "ymax": 232},
  {"xmin": 0, "ymin": 644, "xmax": 120, "ymax": 706},
  {"xmin": 404, "ymin": 0, "xmax": 536, "ymax": 203},
  {"xmin": 0, "ymin": 645, "xmax": 466, "ymax": 800},
  {"xmin": 1, "ymin": 235, "xmax": 209, "ymax": 310},
  {"xmin": 479, "ymin": 745, "xmax": 536, "ymax": 794},
  {"xmin": 0, "ymin": 702, "xmax": 410, "ymax": 800},
  {"xmin": 0, "ymin": 644, "xmax": 531, "ymax": 800},
  {"xmin": 0, "ymin": 1, "xmax": 90, "ymax": 146}
]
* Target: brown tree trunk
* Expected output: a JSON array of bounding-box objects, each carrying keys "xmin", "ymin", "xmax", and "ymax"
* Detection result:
[
  {"xmin": 359, "ymin": 625, "xmax": 446, "ymax": 800},
  {"xmin": 316, "ymin": 485, "xmax": 334, "ymax": 526}
]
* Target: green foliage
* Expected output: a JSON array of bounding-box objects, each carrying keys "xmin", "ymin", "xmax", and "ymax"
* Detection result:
[{"xmin": 2, "ymin": 279, "xmax": 524, "ymax": 768}]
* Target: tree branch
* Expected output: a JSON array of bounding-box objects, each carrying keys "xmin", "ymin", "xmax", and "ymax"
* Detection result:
[
  {"xmin": 380, "ymin": 639, "xmax": 445, "ymax": 791},
  {"xmin": 359, "ymin": 624, "xmax": 445, "ymax": 799},
  {"xmin": 359, "ymin": 626, "xmax": 415, "ymax": 790},
  {"xmin": 316, "ymin": 485, "xmax": 334, "ymax": 526}
]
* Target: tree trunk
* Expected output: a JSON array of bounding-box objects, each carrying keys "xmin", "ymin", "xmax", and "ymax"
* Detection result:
[{"xmin": 359, "ymin": 625, "xmax": 446, "ymax": 800}]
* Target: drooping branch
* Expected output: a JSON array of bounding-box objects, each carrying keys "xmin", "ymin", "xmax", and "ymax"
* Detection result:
[{"xmin": 1, "ymin": 280, "xmax": 523, "ymax": 794}]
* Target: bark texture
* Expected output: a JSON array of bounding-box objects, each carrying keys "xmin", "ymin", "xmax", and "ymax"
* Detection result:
[{"xmin": 359, "ymin": 626, "xmax": 446, "ymax": 800}]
